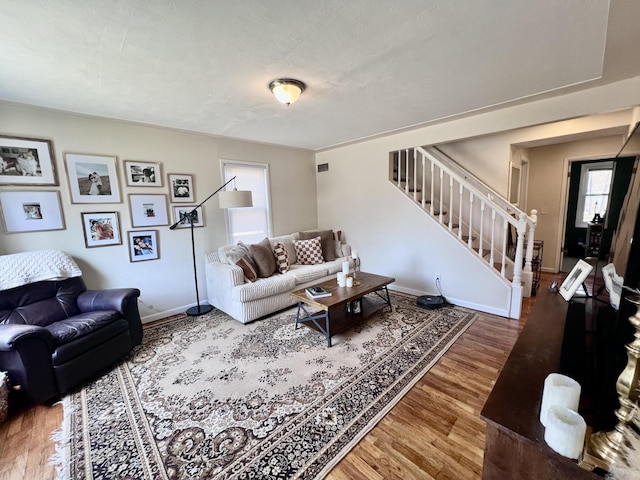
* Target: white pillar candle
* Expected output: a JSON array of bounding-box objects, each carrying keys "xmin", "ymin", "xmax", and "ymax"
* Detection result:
[
  {"xmin": 544, "ymin": 405, "xmax": 587, "ymax": 459},
  {"xmin": 342, "ymin": 261, "xmax": 349, "ymax": 275},
  {"xmin": 346, "ymin": 276, "xmax": 354, "ymax": 287},
  {"xmin": 352, "ymin": 250, "xmax": 359, "ymax": 260},
  {"xmin": 337, "ymin": 272, "xmax": 345, "ymax": 287},
  {"xmin": 539, "ymin": 373, "xmax": 581, "ymax": 427}
]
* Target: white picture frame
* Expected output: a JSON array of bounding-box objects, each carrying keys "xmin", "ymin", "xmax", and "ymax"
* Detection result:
[
  {"xmin": 64, "ymin": 153, "xmax": 121, "ymax": 203},
  {"xmin": 128, "ymin": 230, "xmax": 159, "ymax": 262},
  {"xmin": 129, "ymin": 194, "xmax": 169, "ymax": 227},
  {"xmin": 172, "ymin": 205, "xmax": 205, "ymax": 228},
  {"xmin": 168, "ymin": 173, "xmax": 194, "ymax": 203},
  {"xmin": 559, "ymin": 259, "xmax": 594, "ymax": 301},
  {"xmin": 0, "ymin": 190, "xmax": 65, "ymax": 233},
  {"xmin": 0, "ymin": 135, "xmax": 58, "ymax": 186},
  {"xmin": 124, "ymin": 160, "xmax": 162, "ymax": 187}
]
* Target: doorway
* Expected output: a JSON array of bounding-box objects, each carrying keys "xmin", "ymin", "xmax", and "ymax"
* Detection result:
[{"xmin": 560, "ymin": 156, "xmax": 636, "ymax": 274}]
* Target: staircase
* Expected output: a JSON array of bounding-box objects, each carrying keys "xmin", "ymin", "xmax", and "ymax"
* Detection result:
[{"xmin": 390, "ymin": 145, "xmax": 538, "ymax": 319}]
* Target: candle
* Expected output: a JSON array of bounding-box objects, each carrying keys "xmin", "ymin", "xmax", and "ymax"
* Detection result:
[
  {"xmin": 544, "ymin": 406, "xmax": 586, "ymax": 459},
  {"xmin": 352, "ymin": 250, "xmax": 359, "ymax": 260},
  {"xmin": 539, "ymin": 373, "xmax": 581, "ymax": 427},
  {"xmin": 337, "ymin": 272, "xmax": 345, "ymax": 287},
  {"xmin": 342, "ymin": 261, "xmax": 349, "ymax": 275},
  {"xmin": 346, "ymin": 276, "xmax": 354, "ymax": 287}
]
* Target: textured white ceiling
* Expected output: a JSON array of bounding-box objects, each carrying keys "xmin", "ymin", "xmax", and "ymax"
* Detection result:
[{"xmin": 1, "ymin": 1, "xmax": 639, "ymax": 150}]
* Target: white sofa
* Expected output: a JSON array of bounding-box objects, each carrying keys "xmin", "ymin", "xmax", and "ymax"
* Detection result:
[{"xmin": 205, "ymin": 231, "xmax": 351, "ymax": 323}]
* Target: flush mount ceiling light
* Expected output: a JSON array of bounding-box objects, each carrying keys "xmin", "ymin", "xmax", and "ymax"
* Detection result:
[{"xmin": 269, "ymin": 78, "xmax": 306, "ymax": 106}]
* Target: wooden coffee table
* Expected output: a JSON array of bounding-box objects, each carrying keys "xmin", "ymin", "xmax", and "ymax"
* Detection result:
[{"xmin": 290, "ymin": 271, "xmax": 395, "ymax": 347}]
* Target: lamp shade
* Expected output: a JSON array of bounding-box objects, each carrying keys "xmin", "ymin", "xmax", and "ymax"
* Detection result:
[
  {"xmin": 269, "ymin": 79, "xmax": 305, "ymax": 106},
  {"xmin": 218, "ymin": 190, "xmax": 252, "ymax": 209}
]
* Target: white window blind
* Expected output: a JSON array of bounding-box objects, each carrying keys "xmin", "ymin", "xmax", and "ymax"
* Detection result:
[
  {"xmin": 575, "ymin": 161, "xmax": 613, "ymax": 228},
  {"xmin": 222, "ymin": 161, "xmax": 271, "ymax": 244}
]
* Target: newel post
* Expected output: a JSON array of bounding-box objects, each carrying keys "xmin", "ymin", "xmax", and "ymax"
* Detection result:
[{"xmin": 520, "ymin": 209, "xmax": 537, "ymax": 298}]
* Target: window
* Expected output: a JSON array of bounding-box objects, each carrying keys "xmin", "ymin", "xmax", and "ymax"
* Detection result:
[
  {"xmin": 575, "ymin": 161, "xmax": 614, "ymax": 228},
  {"xmin": 222, "ymin": 161, "xmax": 271, "ymax": 244}
]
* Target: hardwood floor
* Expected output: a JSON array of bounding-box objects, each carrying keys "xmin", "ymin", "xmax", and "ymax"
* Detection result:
[{"xmin": 0, "ymin": 277, "xmax": 557, "ymax": 480}]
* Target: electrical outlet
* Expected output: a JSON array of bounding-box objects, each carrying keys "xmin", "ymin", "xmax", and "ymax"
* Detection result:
[{"xmin": 435, "ymin": 273, "xmax": 441, "ymax": 282}]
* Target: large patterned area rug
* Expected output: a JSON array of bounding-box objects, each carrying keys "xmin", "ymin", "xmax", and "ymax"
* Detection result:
[{"xmin": 54, "ymin": 293, "xmax": 476, "ymax": 480}]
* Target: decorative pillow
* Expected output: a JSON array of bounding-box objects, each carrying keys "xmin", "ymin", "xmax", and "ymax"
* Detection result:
[
  {"xmin": 333, "ymin": 230, "xmax": 343, "ymax": 258},
  {"xmin": 273, "ymin": 242, "xmax": 289, "ymax": 273},
  {"xmin": 248, "ymin": 237, "xmax": 277, "ymax": 278},
  {"xmin": 298, "ymin": 230, "xmax": 335, "ymax": 261},
  {"xmin": 236, "ymin": 254, "xmax": 258, "ymax": 282},
  {"xmin": 293, "ymin": 237, "xmax": 324, "ymax": 265},
  {"xmin": 222, "ymin": 243, "xmax": 251, "ymax": 265}
]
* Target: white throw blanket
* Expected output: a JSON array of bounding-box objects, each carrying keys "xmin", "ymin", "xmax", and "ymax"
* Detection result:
[{"xmin": 0, "ymin": 250, "xmax": 82, "ymax": 291}]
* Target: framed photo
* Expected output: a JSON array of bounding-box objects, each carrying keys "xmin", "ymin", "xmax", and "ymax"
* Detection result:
[
  {"xmin": 81, "ymin": 212, "xmax": 122, "ymax": 248},
  {"xmin": 128, "ymin": 230, "xmax": 159, "ymax": 262},
  {"xmin": 172, "ymin": 205, "xmax": 205, "ymax": 228},
  {"xmin": 64, "ymin": 153, "xmax": 121, "ymax": 203},
  {"xmin": 0, "ymin": 190, "xmax": 65, "ymax": 233},
  {"xmin": 559, "ymin": 259, "xmax": 594, "ymax": 301},
  {"xmin": 124, "ymin": 160, "xmax": 162, "ymax": 187},
  {"xmin": 0, "ymin": 135, "xmax": 58, "ymax": 186},
  {"xmin": 129, "ymin": 194, "xmax": 169, "ymax": 227},
  {"xmin": 168, "ymin": 173, "xmax": 194, "ymax": 202}
]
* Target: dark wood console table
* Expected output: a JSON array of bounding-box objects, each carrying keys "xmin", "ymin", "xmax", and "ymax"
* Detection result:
[{"xmin": 480, "ymin": 291, "xmax": 603, "ymax": 479}]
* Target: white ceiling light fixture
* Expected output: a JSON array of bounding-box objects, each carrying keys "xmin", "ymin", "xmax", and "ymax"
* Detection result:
[{"xmin": 269, "ymin": 79, "xmax": 306, "ymax": 106}]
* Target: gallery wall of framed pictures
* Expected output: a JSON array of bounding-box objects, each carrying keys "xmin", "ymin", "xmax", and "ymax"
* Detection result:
[{"xmin": 0, "ymin": 133, "xmax": 203, "ymax": 264}]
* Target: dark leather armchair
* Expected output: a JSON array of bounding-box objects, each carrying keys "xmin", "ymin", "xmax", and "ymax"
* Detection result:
[{"xmin": 0, "ymin": 276, "xmax": 142, "ymax": 404}]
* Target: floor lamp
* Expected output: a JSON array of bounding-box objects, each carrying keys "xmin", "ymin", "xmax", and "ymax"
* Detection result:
[{"xmin": 170, "ymin": 176, "xmax": 252, "ymax": 316}]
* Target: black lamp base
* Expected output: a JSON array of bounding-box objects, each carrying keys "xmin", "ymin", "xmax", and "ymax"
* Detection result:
[{"xmin": 186, "ymin": 304, "xmax": 214, "ymax": 316}]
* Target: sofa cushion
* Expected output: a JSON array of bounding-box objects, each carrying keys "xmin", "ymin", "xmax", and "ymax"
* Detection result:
[
  {"xmin": 45, "ymin": 310, "xmax": 122, "ymax": 346},
  {"xmin": 294, "ymin": 237, "xmax": 324, "ymax": 265},
  {"xmin": 286, "ymin": 264, "xmax": 330, "ymax": 284},
  {"xmin": 268, "ymin": 234, "xmax": 298, "ymax": 265},
  {"xmin": 248, "ymin": 238, "xmax": 277, "ymax": 278},
  {"xmin": 273, "ymin": 242, "xmax": 289, "ymax": 273},
  {"xmin": 50, "ymin": 316, "xmax": 131, "ymax": 365},
  {"xmin": 298, "ymin": 230, "xmax": 336, "ymax": 261},
  {"xmin": 232, "ymin": 274, "xmax": 296, "ymax": 302}
]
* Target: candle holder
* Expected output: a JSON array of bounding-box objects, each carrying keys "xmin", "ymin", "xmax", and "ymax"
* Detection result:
[{"xmin": 580, "ymin": 294, "xmax": 640, "ymax": 471}]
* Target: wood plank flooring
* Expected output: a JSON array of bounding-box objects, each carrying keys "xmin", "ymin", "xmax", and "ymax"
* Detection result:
[{"xmin": 0, "ymin": 277, "xmax": 556, "ymax": 480}]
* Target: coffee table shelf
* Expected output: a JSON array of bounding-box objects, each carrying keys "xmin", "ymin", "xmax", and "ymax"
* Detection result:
[{"xmin": 291, "ymin": 272, "xmax": 395, "ymax": 347}]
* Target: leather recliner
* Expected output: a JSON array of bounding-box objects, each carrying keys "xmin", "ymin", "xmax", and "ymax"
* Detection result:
[{"xmin": 0, "ymin": 276, "xmax": 142, "ymax": 404}]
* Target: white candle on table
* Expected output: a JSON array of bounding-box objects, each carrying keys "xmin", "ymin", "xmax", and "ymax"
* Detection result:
[
  {"xmin": 346, "ymin": 277, "xmax": 354, "ymax": 287},
  {"xmin": 342, "ymin": 261, "xmax": 349, "ymax": 275},
  {"xmin": 539, "ymin": 373, "xmax": 581, "ymax": 427},
  {"xmin": 544, "ymin": 406, "xmax": 586, "ymax": 459}
]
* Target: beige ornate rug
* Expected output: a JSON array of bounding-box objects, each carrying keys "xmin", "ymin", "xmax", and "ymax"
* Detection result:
[{"xmin": 53, "ymin": 293, "xmax": 476, "ymax": 479}]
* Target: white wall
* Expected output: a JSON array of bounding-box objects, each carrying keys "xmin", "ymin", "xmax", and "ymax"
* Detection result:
[
  {"xmin": 0, "ymin": 102, "xmax": 316, "ymax": 321},
  {"xmin": 316, "ymin": 76, "xmax": 640, "ymax": 316}
]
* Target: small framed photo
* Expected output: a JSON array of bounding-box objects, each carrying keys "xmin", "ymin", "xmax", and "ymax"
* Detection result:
[
  {"xmin": 559, "ymin": 259, "xmax": 594, "ymax": 301},
  {"xmin": 0, "ymin": 190, "xmax": 65, "ymax": 233},
  {"xmin": 64, "ymin": 153, "xmax": 121, "ymax": 203},
  {"xmin": 129, "ymin": 194, "xmax": 169, "ymax": 227},
  {"xmin": 0, "ymin": 135, "xmax": 58, "ymax": 186},
  {"xmin": 172, "ymin": 205, "xmax": 205, "ymax": 228},
  {"xmin": 81, "ymin": 212, "xmax": 122, "ymax": 248},
  {"xmin": 346, "ymin": 298, "xmax": 362, "ymax": 315},
  {"xmin": 128, "ymin": 230, "xmax": 159, "ymax": 262},
  {"xmin": 124, "ymin": 160, "xmax": 162, "ymax": 187},
  {"xmin": 168, "ymin": 173, "xmax": 194, "ymax": 202}
]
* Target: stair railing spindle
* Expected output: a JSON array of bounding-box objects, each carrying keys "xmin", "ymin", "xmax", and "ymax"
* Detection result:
[
  {"xmin": 479, "ymin": 201, "xmax": 485, "ymax": 258},
  {"xmin": 458, "ymin": 183, "xmax": 463, "ymax": 240}
]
